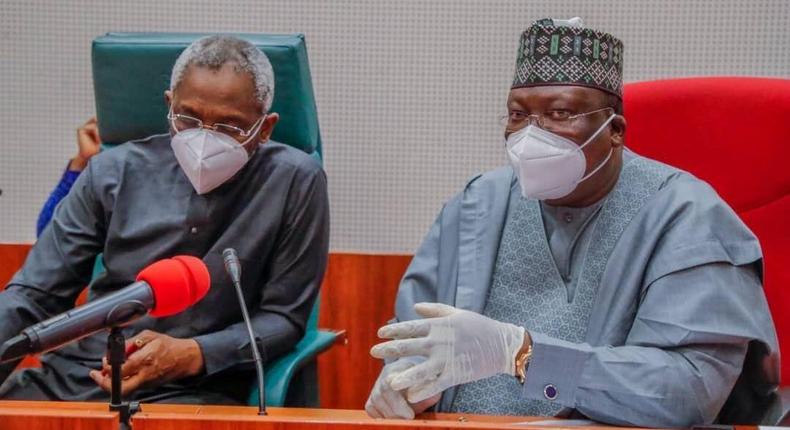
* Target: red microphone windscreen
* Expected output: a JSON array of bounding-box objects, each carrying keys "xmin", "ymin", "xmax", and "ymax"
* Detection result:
[
  {"xmin": 136, "ymin": 256, "xmax": 211, "ymax": 318},
  {"xmin": 172, "ymin": 255, "xmax": 211, "ymax": 305}
]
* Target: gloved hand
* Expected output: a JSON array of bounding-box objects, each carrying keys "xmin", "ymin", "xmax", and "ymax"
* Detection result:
[
  {"xmin": 370, "ymin": 302, "xmax": 525, "ymax": 404},
  {"xmin": 365, "ymin": 358, "xmax": 440, "ymax": 419}
]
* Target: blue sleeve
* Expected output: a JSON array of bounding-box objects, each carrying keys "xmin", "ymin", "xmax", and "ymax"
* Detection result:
[{"xmin": 36, "ymin": 163, "xmax": 82, "ymax": 237}]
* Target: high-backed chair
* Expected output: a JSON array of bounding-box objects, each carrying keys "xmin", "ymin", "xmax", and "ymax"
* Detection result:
[
  {"xmin": 623, "ymin": 77, "xmax": 790, "ymax": 423},
  {"xmin": 91, "ymin": 32, "xmax": 337, "ymax": 407}
]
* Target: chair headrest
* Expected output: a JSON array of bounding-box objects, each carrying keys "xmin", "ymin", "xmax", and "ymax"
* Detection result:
[{"xmin": 623, "ymin": 77, "xmax": 790, "ymax": 213}]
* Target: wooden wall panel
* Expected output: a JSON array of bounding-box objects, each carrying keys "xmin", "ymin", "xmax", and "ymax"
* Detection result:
[
  {"xmin": 0, "ymin": 243, "xmax": 39, "ymax": 368},
  {"xmin": 0, "ymin": 245, "xmax": 412, "ymax": 409},
  {"xmin": 0, "ymin": 243, "xmax": 31, "ymax": 288},
  {"xmin": 316, "ymin": 253, "xmax": 412, "ymax": 409}
]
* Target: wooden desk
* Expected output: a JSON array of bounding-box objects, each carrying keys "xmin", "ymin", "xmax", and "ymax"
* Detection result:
[
  {"xmin": 135, "ymin": 404, "xmax": 540, "ymax": 430},
  {"xmin": 0, "ymin": 400, "xmax": 118, "ymax": 430},
  {"xmin": 0, "ymin": 401, "xmax": 648, "ymax": 430}
]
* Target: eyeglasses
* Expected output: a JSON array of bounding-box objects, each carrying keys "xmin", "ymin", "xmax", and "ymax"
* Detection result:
[
  {"xmin": 499, "ymin": 107, "xmax": 613, "ymax": 131},
  {"xmin": 167, "ymin": 111, "xmax": 264, "ymax": 141}
]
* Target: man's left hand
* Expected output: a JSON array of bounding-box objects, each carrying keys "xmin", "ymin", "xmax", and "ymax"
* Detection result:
[
  {"xmin": 89, "ymin": 330, "xmax": 205, "ymax": 396},
  {"xmin": 370, "ymin": 303, "xmax": 526, "ymax": 404}
]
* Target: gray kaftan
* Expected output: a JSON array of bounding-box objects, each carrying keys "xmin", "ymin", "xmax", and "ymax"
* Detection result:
[{"xmin": 391, "ymin": 149, "xmax": 778, "ymax": 427}]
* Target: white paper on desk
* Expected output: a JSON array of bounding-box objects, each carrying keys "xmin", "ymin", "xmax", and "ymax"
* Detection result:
[{"xmin": 514, "ymin": 419, "xmax": 598, "ymax": 426}]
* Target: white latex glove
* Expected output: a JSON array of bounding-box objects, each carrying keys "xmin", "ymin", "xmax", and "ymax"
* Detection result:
[
  {"xmin": 365, "ymin": 359, "xmax": 439, "ymax": 419},
  {"xmin": 370, "ymin": 303, "xmax": 525, "ymax": 403}
]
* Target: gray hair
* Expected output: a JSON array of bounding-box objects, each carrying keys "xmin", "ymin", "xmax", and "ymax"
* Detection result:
[{"xmin": 170, "ymin": 35, "xmax": 275, "ymax": 112}]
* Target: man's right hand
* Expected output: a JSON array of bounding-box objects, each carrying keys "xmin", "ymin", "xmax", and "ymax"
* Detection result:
[{"xmin": 365, "ymin": 359, "xmax": 441, "ymax": 419}]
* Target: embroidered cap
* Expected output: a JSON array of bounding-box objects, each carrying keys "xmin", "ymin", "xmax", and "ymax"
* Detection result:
[{"xmin": 512, "ymin": 18, "xmax": 624, "ymax": 98}]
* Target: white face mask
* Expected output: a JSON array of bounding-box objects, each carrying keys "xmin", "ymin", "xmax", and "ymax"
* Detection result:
[
  {"xmin": 170, "ymin": 118, "xmax": 263, "ymax": 195},
  {"xmin": 505, "ymin": 114, "xmax": 616, "ymax": 200}
]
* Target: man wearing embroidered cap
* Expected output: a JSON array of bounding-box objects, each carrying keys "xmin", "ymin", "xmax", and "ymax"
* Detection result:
[{"xmin": 366, "ymin": 18, "xmax": 778, "ymax": 427}]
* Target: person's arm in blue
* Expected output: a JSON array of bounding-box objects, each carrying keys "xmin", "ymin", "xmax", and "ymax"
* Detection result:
[
  {"xmin": 36, "ymin": 165, "xmax": 82, "ymax": 237},
  {"xmin": 36, "ymin": 117, "xmax": 101, "ymax": 237}
]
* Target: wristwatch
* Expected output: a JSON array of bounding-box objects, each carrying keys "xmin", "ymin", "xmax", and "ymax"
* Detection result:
[{"xmin": 514, "ymin": 342, "xmax": 533, "ymax": 384}]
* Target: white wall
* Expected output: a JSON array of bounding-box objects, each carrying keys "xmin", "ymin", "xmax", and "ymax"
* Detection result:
[{"xmin": 1, "ymin": 0, "xmax": 788, "ymax": 253}]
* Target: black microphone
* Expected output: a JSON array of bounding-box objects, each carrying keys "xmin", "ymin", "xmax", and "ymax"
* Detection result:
[
  {"xmin": 0, "ymin": 282, "xmax": 152, "ymax": 363},
  {"xmin": 222, "ymin": 248, "xmax": 267, "ymax": 416},
  {"xmin": 0, "ymin": 256, "xmax": 210, "ymax": 364}
]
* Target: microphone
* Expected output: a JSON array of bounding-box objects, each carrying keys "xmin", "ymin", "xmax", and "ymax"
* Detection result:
[
  {"xmin": 222, "ymin": 248, "xmax": 267, "ymax": 416},
  {"xmin": 0, "ymin": 256, "xmax": 210, "ymax": 364}
]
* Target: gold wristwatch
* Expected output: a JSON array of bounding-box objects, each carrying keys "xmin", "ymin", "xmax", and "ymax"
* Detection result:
[{"xmin": 514, "ymin": 337, "xmax": 533, "ymax": 384}]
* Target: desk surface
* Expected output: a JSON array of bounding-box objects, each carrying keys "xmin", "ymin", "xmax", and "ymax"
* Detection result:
[
  {"xmin": 0, "ymin": 400, "xmax": 749, "ymax": 430},
  {"xmin": 0, "ymin": 400, "xmax": 603, "ymax": 430}
]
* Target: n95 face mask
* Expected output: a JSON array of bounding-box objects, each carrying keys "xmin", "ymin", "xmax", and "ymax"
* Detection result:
[
  {"xmin": 505, "ymin": 114, "xmax": 615, "ymax": 200},
  {"xmin": 170, "ymin": 120, "xmax": 262, "ymax": 195}
]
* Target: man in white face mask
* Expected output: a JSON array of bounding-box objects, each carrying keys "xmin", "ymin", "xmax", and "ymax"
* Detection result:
[
  {"xmin": 366, "ymin": 18, "xmax": 778, "ymax": 427},
  {"xmin": 165, "ymin": 42, "xmax": 275, "ymax": 195},
  {"xmin": 0, "ymin": 35, "xmax": 329, "ymax": 406}
]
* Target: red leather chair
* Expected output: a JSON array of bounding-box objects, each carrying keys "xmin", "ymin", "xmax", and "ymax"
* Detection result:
[{"xmin": 624, "ymin": 77, "xmax": 790, "ymax": 421}]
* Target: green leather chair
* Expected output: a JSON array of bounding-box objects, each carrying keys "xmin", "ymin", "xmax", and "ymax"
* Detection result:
[{"xmin": 91, "ymin": 32, "xmax": 336, "ymax": 407}]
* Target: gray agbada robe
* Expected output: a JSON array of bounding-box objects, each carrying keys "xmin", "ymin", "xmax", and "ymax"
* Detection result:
[
  {"xmin": 0, "ymin": 134, "xmax": 329, "ymax": 404},
  {"xmin": 392, "ymin": 149, "xmax": 779, "ymax": 427}
]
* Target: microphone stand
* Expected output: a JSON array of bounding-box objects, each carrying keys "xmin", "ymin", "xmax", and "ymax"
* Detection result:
[
  {"xmin": 223, "ymin": 248, "xmax": 267, "ymax": 415},
  {"xmin": 230, "ymin": 277, "xmax": 267, "ymax": 415},
  {"xmin": 107, "ymin": 327, "xmax": 140, "ymax": 430}
]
